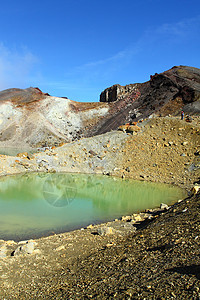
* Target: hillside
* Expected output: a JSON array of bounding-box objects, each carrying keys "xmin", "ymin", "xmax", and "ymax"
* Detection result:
[
  {"xmin": 95, "ymin": 65, "xmax": 200, "ymax": 135},
  {"xmin": 0, "ymin": 65, "xmax": 199, "ymax": 149},
  {"xmin": 0, "ymin": 114, "xmax": 199, "ymax": 299},
  {"xmin": 0, "ymin": 67, "xmax": 199, "ymax": 298}
]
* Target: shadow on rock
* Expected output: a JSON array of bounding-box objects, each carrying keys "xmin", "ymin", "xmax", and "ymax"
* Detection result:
[{"xmin": 167, "ymin": 264, "xmax": 200, "ymax": 280}]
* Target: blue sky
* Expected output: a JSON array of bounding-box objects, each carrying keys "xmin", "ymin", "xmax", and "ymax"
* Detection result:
[{"xmin": 0, "ymin": 0, "xmax": 199, "ymax": 102}]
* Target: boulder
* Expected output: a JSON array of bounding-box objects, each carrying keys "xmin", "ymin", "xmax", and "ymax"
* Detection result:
[
  {"xmin": 97, "ymin": 226, "xmax": 115, "ymax": 236},
  {"xmin": 13, "ymin": 240, "xmax": 36, "ymax": 256}
]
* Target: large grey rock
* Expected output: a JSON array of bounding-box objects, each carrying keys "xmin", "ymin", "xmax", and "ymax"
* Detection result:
[
  {"xmin": 13, "ymin": 240, "xmax": 36, "ymax": 256},
  {"xmin": 97, "ymin": 226, "xmax": 115, "ymax": 236}
]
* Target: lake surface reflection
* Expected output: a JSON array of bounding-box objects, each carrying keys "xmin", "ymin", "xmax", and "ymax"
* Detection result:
[{"xmin": 0, "ymin": 173, "xmax": 187, "ymax": 241}]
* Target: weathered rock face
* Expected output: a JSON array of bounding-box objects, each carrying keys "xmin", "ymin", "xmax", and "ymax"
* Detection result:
[
  {"xmin": 0, "ymin": 88, "xmax": 109, "ymax": 148},
  {"xmin": 100, "ymin": 84, "xmax": 137, "ymax": 102},
  {"xmin": 92, "ymin": 65, "xmax": 200, "ymax": 136},
  {"xmin": 100, "ymin": 66, "xmax": 200, "ymax": 108},
  {"xmin": 0, "ymin": 66, "xmax": 199, "ymax": 149}
]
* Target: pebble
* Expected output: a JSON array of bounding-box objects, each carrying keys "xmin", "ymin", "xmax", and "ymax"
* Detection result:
[
  {"xmin": 182, "ymin": 208, "xmax": 188, "ymax": 212},
  {"xmin": 182, "ymin": 141, "xmax": 188, "ymax": 146},
  {"xmin": 180, "ymin": 153, "xmax": 187, "ymax": 157},
  {"xmin": 160, "ymin": 203, "xmax": 169, "ymax": 210},
  {"xmin": 55, "ymin": 245, "xmax": 65, "ymax": 251}
]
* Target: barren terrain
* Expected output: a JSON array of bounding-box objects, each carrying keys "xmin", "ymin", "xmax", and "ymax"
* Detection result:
[
  {"xmin": 0, "ymin": 114, "xmax": 199, "ymax": 299},
  {"xmin": 0, "ymin": 65, "xmax": 200, "ymax": 298}
]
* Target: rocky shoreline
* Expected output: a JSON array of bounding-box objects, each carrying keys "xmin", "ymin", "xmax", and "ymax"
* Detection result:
[{"xmin": 0, "ymin": 115, "xmax": 199, "ymax": 299}]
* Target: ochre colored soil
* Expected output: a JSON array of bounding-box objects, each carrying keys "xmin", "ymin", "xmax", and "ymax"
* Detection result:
[{"xmin": 0, "ymin": 115, "xmax": 199, "ymax": 299}]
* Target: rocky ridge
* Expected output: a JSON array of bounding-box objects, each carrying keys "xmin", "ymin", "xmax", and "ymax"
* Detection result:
[
  {"xmin": 0, "ymin": 65, "xmax": 200, "ymax": 149},
  {"xmin": 0, "ymin": 66, "xmax": 200, "ymax": 298}
]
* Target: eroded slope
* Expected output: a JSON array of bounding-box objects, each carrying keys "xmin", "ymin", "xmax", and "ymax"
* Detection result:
[{"xmin": 0, "ymin": 65, "xmax": 199, "ymax": 148}]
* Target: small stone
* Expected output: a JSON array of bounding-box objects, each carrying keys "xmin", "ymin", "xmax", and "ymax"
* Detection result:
[
  {"xmin": 6, "ymin": 240, "xmax": 15, "ymax": 245},
  {"xmin": 182, "ymin": 141, "xmax": 188, "ymax": 146},
  {"xmin": 18, "ymin": 240, "xmax": 29, "ymax": 245},
  {"xmin": 132, "ymin": 214, "xmax": 143, "ymax": 222},
  {"xmin": 191, "ymin": 185, "xmax": 200, "ymax": 194},
  {"xmin": 106, "ymin": 243, "xmax": 114, "ymax": 247},
  {"xmin": 55, "ymin": 245, "xmax": 65, "ymax": 251},
  {"xmin": 88, "ymin": 150, "xmax": 97, "ymax": 156},
  {"xmin": 140, "ymin": 174, "xmax": 145, "ymax": 179},
  {"xmin": 16, "ymin": 152, "xmax": 29, "ymax": 159},
  {"xmin": 97, "ymin": 226, "xmax": 115, "ymax": 236},
  {"xmin": 160, "ymin": 203, "xmax": 169, "ymax": 210},
  {"xmin": 127, "ymin": 125, "xmax": 141, "ymax": 133},
  {"xmin": 87, "ymin": 224, "xmax": 94, "ymax": 229},
  {"xmin": 121, "ymin": 215, "xmax": 131, "ymax": 222}
]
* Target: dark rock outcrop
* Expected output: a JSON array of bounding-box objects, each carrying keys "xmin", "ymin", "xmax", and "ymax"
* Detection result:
[
  {"xmin": 0, "ymin": 65, "xmax": 199, "ymax": 148},
  {"xmin": 92, "ymin": 65, "xmax": 200, "ymax": 136},
  {"xmin": 100, "ymin": 84, "xmax": 137, "ymax": 102}
]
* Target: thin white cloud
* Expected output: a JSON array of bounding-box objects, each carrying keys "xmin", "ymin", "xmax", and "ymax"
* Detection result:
[
  {"xmin": 73, "ymin": 14, "xmax": 200, "ymax": 75},
  {"xmin": 0, "ymin": 43, "xmax": 39, "ymax": 90},
  {"xmin": 45, "ymin": 14, "xmax": 200, "ymax": 101},
  {"xmin": 77, "ymin": 48, "xmax": 137, "ymax": 69},
  {"xmin": 9, "ymin": 14, "xmax": 197, "ymax": 101},
  {"xmin": 156, "ymin": 15, "xmax": 200, "ymax": 38}
]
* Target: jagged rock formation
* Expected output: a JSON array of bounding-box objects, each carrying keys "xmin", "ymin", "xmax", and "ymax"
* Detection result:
[
  {"xmin": 94, "ymin": 65, "xmax": 200, "ymax": 135},
  {"xmin": 100, "ymin": 66, "xmax": 200, "ymax": 107},
  {"xmin": 100, "ymin": 84, "xmax": 137, "ymax": 103},
  {"xmin": 0, "ymin": 65, "xmax": 199, "ymax": 148}
]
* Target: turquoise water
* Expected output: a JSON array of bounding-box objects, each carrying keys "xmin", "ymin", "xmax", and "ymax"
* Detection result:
[{"xmin": 0, "ymin": 173, "xmax": 187, "ymax": 241}]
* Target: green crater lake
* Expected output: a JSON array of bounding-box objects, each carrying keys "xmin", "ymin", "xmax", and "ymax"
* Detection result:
[{"xmin": 0, "ymin": 173, "xmax": 187, "ymax": 241}]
